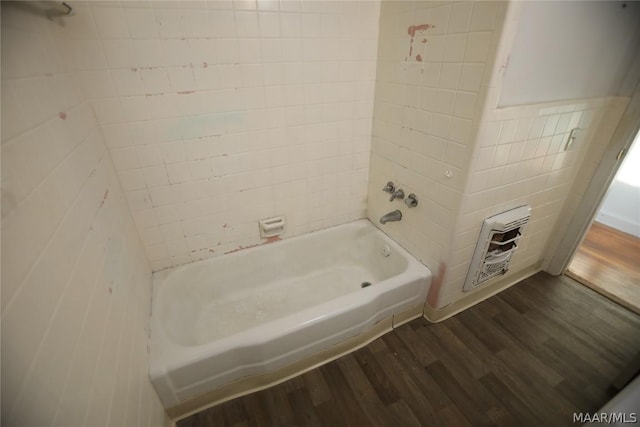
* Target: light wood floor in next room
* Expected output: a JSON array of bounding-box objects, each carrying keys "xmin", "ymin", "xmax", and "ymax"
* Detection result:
[
  {"xmin": 177, "ymin": 272, "xmax": 640, "ymax": 427},
  {"xmin": 567, "ymin": 221, "xmax": 640, "ymax": 315}
]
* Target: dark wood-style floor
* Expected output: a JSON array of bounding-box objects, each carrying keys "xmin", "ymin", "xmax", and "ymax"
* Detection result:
[
  {"xmin": 567, "ymin": 221, "xmax": 640, "ymax": 314},
  {"xmin": 178, "ymin": 272, "xmax": 640, "ymax": 427}
]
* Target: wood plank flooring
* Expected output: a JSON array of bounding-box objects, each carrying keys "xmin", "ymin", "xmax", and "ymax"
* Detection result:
[
  {"xmin": 567, "ymin": 221, "xmax": 640, "ymax": 314},
  {"xmin": 177, "ymin": 272, "xmax": 640, "ymax": 427}
]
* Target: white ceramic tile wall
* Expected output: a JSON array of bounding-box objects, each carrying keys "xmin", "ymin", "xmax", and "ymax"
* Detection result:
[
  {"xmin": 368, "ymin": 1, "xmax": 503, "ymax": 273},
  {"xmin": 74, "ymin": 0, "xmax": 380, "ymax": 271},
  {"xmin": 1, "ymin": 4, "xmax": 166, "ymax": 425},
  {"xmin": 434, "ymin": 0, "xmax": 630, "ymax": 308},
  {"xmin": 441, "ymin": 97, "xmax": 616, "ymax": 307},
  {"xmin": 369, "ymin": 1, "xmax": 629, "ymax": 310}
]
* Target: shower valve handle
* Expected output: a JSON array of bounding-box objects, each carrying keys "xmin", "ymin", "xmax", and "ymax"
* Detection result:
[
  {"xmin": 382, "ymin": 181, "xmax": 395, "ymax": 194},
  {"xmin": 405, "ymin": 194, "xmax": 418, "ymax": 207}
]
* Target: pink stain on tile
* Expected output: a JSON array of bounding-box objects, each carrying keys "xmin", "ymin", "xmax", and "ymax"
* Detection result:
[
  {"xmin": 133, "ymin": 66, "xmax": 160, "ymax": 71},
  {"xmin": 407, "ymin": 24, "xmax": 432, "ymax": 37},
  {"xmin": 224, "ymin": 243, "xmax": 255, "ymax": 255},
  {"xmin": 202, "ymin": 62, "xmax": 209, "ymax": 68},
  {"xmin": 407, "ymin": 24, "xmax": 433, "ymax": 61},
  {"xmin": 416, "ymin": 54, "xmax": 423, "ymax": 62},
  {"xmin": 58, "ymin": 112, "xmax": 67, "ymax": 120},
  {"xmin": 427, "ymin": 261, "xmax": 446, "ymax": 307},
  {"xmin": 224, "ymin": 236, "xmax": 282, "ymax": 254}
]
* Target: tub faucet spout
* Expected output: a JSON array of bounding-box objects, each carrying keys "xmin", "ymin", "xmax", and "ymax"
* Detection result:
[{"xmin": 380, "ymin": 210, "xmax": 402, "ymax": 224}]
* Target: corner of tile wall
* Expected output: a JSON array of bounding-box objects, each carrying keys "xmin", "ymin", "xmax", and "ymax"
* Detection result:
[
  {"xmin": 423, "ymin": 1, "xmax": 631, "ymax": 309},
  {"xmin": 1, "ymin": 2, "xmax": 166, "ymax": 424}
]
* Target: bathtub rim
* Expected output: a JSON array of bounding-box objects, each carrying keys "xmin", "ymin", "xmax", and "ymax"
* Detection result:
[{"xmin": 151, "ymin": 218, "xmax": 407, "ymax": 285}]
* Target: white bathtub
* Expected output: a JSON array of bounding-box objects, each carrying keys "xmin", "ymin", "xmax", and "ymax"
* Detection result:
[{"xmin": 149, "ymin": 220, "xmax": 431, "ymax": 410}]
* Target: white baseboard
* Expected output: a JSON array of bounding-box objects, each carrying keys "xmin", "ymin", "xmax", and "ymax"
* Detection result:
[{"xmin": 595, "ymin": 211, "xmax": 640, "ymax": 237}]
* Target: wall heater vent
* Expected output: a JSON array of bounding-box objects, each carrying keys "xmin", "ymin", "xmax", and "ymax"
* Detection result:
[{"xmin": 463, "ymin": 205, "xmax": 531, "ymax": 292}]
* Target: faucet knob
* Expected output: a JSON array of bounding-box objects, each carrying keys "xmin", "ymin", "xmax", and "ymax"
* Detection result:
[
  {"xmin": 383, "ymin": 181, "xmax": 395, "ymax": 193},
  {"xmin": 405, "ymin": 193, "xmax": 418, "ymax": 207},
  {"xmin": 389, "ymin": 189, "xmax": 404, "ymax": 202}
]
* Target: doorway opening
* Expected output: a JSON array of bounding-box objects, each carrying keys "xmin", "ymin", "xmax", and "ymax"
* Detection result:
[{"xmin": 566, "ymin": 131, "xmax": 640, "ymax": 314}]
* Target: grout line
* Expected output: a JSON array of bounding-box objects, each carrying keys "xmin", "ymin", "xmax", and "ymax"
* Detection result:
[
  {"xmin": 1, "ymin": 141, "xmax": 106, "ymax": 316},
  {"xmin": 50, "ymin": 170, "xmax": 124, "ymax": 426},
  {"xmin": 7, "ymin": 154, "xmax": 112, "ymax": 421}
]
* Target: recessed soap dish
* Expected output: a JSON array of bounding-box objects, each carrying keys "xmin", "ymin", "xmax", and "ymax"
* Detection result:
[{"xmin": 259, "ymin": 216, "xmax": 285, "ymax": 238}]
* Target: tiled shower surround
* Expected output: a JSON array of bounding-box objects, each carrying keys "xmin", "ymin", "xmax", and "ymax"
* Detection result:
[
  {"xmin": 81, "ymin": 1, "xmax": 380, "ymax": 270},
  {"xmin": 1, "ymin": 0, "xmax": 634, "ymax": 424}
]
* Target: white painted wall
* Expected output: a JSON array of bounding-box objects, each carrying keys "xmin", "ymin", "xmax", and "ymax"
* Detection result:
[
  {"xmin": 596, "ymin": 133, "xmax": 640, "ymax": 237},
  {"xmin": 499, "ymin": 1, "xmax": 640, "ymax": 107}
]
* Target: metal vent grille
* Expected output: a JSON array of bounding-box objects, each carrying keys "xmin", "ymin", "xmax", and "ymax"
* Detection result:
[
  {"xmin": 503, "ymin": 216, "xmax": 530, "ymax": 231},
  {"xmin": 463, "ymin": 205, "xmax": 531, "ymax": 292}
]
